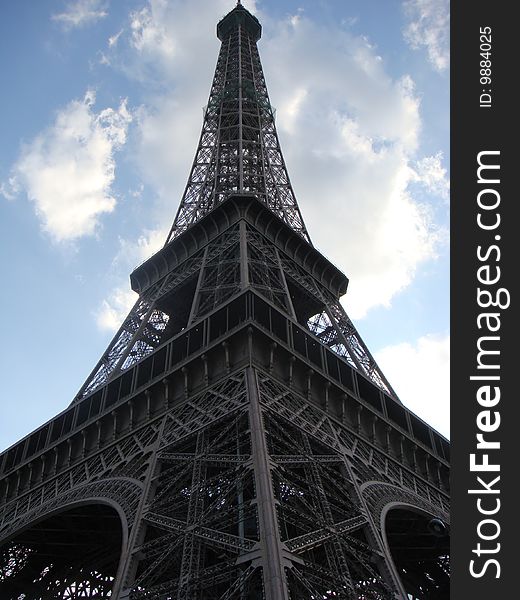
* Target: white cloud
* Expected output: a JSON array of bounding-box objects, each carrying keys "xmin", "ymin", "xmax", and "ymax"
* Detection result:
[
  {"xmin": 115, "ymin": 226, "xmax": 168, "ymax": 270},
  {"xmin": 129, "ymin": 183, "xmax": 145, "ymax": 199},
  {"xmin": 123, "ymin": 0, "xmax": 253, "ymax": 82},
  {"xmin": 98, "ymin": 52, "xmax": 111, "ymax": 66},
  {"xmin": 95, "ymin": 286, "xmax": 137, "ymax": 331},
  {"xmin": 96, "ymin": 227, "xmax": 167, "ymax": 332},
  {"xmin": 0, "ymin": 177, "xmax": 20, "ymax": 201},
  {"xmin": 280, "ymin": 88, "xmax": 308, "ymax": 134},
  {"xmin": 108, "ymin": 29, "xmax": 123, "ymax": 48},
  {"xmin": 403, "ymin": 0, "xmax": 450, "ymax": 72},
  {"xmin": 116, "ymin": 0, "xmax": 250, "ymax": 213},
  {"xmin": 260, "ymin": 13, "xmax": 442, "ymax": 318},
  {"xmin": 7, "ymin": 90, "xmax": 132, "ymax": 243},
  {"xmin": 414, "ymin": 151, "xmax": 450, "ymax": 200},
  {"xmin": 130, "ymin": 1, "xmax": 175, "ymax": 58},
  {"xmin": 52, "ymin": 0, "xmax": 108, "ymax": 29},
  {"xmin": 134, "ymin": 97, "xmax": 197, "ymax": 208},
  {"xmin": 375, "ymin": 333, "xmax": 450, "ymax": 437}
]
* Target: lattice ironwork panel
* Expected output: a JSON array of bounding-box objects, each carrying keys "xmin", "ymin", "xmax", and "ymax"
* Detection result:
[
  {"xmin": 128, "ymin": 374, "xmax": 262, "ymax": 600},
  {"xmin": 281, "ymin": 254, "xmax": 396, "ymax": 397},
  {"xmin": 246, "ymin": 227, "xmax": 292, "ymax": 313},
  {"xmin": 192, "ymin": 226, "xmax": 242, "ymax": 320},
  {"xmin": 257, "ymin": 383, "xmax": 396, "ymax": 598},
  {"xmin": 166, "ymin": 6, "xmax": 309, "ymax": 243},
  {"xmin": 76, "ymin": 247, "xmax": 207, "ymax": 401}
]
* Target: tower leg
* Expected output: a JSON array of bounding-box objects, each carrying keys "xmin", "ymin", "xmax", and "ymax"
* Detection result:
[
  {"xmin": 247, "ymin": 367, "xmax": 290, "ymax": 600},
  {"xmin": 111, "ymin": 419, "xmax": 167, "ymax": 599}
]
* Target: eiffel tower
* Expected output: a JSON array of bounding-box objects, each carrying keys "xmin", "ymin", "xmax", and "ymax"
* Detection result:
[{"xmin": 0, "ymin": 3, "xmax": 450, "ymax": 599}]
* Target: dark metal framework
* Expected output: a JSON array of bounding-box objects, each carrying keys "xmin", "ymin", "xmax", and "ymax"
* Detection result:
[
  {"xmin": 0, "ymin": 4, "xmax": 450, "ymax": 599},
  {"xmin": 165, "ymin": 2, "xmax": 309, "ymax": 243}
]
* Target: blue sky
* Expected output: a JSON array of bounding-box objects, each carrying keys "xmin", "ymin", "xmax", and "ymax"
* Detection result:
[{"xmin": 0, "ymin": 0, "xmax": 449, "ymax": 451}]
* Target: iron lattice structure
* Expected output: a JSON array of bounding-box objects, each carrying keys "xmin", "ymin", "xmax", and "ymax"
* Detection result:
[
  {"xmin": 0, "ymin": 4, "xmax": 450, "ymax": 599},
  {"xmin": 165, "ymin": 3, "xmax": 309, "ymax": 244}
]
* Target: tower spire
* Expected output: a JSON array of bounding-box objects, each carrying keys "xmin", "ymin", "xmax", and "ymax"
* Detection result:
[{"xmin": 165, "ymin": 2, "xmax": 310, "ymax": 245}]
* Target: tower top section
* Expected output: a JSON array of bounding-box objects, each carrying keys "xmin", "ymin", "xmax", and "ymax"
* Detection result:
[
  {"xmin": 165, "ymin": 0, "xmax": 309, "ymax": 244},
  {"xmin": 217, "ymin": 2, "xmax": 262, "ymax": 42}
]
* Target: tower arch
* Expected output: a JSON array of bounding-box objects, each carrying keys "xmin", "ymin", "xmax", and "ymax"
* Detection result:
[
  {"xmin": 381, "ymin": 502, "xmax": 450, "ymax": 599},
  {"xmin": 0, "ymin": 499, "xmax": 127, "ymax": 599}
]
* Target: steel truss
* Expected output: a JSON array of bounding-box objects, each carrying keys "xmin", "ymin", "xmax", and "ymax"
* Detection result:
[
  {"xmin": 0, "ymin": 363, "xmax": 448, "ymax": 597},
  {"xmin": 75, "ymin": 219, "xmax": 395, "ymax": 402},
  {"xmin": 165, "ymin": 5, "xmax": 309, "ymax": 243}
]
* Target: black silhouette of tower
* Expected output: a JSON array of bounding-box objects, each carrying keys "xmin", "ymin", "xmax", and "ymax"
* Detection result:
[{"xmin": 0, "ymin": 3, "xmax": 450, "ymax": 599}]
